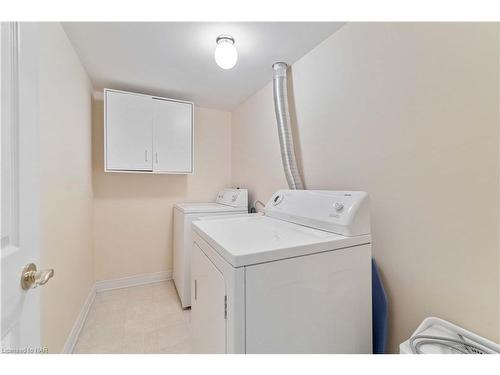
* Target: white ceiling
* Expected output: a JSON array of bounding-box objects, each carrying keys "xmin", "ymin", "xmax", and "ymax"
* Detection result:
[{"xmin": 62, "ymin": 22, "xmax": 344, "ymax": 110}]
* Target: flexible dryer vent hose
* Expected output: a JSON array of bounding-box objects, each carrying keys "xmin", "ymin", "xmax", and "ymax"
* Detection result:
[{"xmin": 272, "ymin": 62, "xmax": 304, "ymax": 190}]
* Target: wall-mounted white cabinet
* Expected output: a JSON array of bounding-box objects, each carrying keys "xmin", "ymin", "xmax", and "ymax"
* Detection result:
[{"xmin": 104, "ymin": 89, "xmax": 194, "ymax": 174}]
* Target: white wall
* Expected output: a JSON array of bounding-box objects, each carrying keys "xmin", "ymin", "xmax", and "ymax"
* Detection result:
[
  {"xmin": 232, "ymin": 23, "xmax": 500, "ymax": 352},
  {"xmin": 39, "ymin": 23, "xmax": 94, "ymax": 353},
  {"xmin": 92, "ymin": 102, "xmax": 232, "ymax": 281}
]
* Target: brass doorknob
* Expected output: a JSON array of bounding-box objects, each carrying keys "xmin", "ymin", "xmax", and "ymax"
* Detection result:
[{"xmin": 21, "ymin": 263, "xmax": 54, "ymax": 290}]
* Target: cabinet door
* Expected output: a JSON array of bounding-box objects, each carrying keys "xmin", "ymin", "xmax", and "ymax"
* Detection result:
[
  {"xmin": 191, "ymin": 243, "xmax": 226, "ymax": 353},
  {"xmin": 152, "ymin": 98, "xmax": 193, "ymax": 173},
  {"xmin": 105, "ymin": 90, "xmax": 153, "ymax": 171}
]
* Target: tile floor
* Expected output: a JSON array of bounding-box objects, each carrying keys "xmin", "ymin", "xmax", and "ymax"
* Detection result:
[{"xmin": 73, "ymin": 281, "xmax": 192, "ymax": 354}]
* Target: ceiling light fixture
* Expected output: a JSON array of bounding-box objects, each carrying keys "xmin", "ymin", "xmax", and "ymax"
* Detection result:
[{"xmin": 214, "ymin": 35, "xmax": 238, "ymax": 70}]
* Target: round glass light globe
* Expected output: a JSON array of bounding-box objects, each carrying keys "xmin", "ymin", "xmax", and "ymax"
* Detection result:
[{"xmin": 214, "ymin": 39, "xmax": 238, "ymax": 70}]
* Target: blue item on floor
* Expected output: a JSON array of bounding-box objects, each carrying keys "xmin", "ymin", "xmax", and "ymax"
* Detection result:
[{"xmin": 372, "ymin": 259, "xmax": 388, "ymax": 354}]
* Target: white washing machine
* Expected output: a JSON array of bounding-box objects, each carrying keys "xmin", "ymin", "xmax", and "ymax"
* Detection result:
[
  {"xmin": 190, "ymin": 189, "xmax": 372, "ymax": 353},
  {"xmin": 173, "ymin": 188, "xmax": 248, "ymax": 308}
]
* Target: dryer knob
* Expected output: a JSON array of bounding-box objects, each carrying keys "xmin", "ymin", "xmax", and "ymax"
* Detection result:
[{"xmin": 272, "ymin": 194, "xmax": 284, "ymax": 206}]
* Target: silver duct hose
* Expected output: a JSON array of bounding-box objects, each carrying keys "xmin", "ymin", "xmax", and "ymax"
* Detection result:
[{"xmin": 272, "ymin": 62, "xmax": 304, "ymax": 190}]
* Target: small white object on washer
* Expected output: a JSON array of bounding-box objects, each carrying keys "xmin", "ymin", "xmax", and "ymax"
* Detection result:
[
  {"xmin": 190, "ymin": 189, "xmax": 372, "ymax": 353},
  {"xmin": 173, "ymin": 188, "xmax": 248, "ymax": 308}
]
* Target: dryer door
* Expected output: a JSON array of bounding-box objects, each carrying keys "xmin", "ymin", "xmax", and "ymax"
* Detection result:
[
  {"xmin": 191, "ymin": 243, "xmax": 227, "ymax": 353},
  {"xmin": 245, "ymin": 244, "xmax": 372, "ymax": 353}
]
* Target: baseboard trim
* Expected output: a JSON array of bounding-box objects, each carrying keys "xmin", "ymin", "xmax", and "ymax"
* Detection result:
[
  {"xmin": 62, "ymin": 285, "xmax": 96, "ymax": 354},
  {"xmin": 62, "ymin": 270, "xmax": 172, "ymax": 353},
  {"xmin": 94, "ymin": 270, "xmax": 173, "ymax": 293}
]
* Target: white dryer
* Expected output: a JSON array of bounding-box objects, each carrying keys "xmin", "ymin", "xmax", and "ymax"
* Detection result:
[
  {"xmin": 173, "ymin": 188, "xmax": 248, "ymax": 308},
  {"xmin": 191, "ymin": 189, "xmax": 372, "ymax": 353}
]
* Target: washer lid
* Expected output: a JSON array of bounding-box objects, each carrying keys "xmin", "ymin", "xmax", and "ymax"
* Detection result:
[
  {"xmin": 174, "ymin": 202, "xmax": 248, "ymax": 214},
  {"xmin": 192, "ymin": 214, "xmax": 371, "ymax": 267}
]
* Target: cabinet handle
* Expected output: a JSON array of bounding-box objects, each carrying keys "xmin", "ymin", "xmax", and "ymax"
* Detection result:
[
  {"xmin": 155, "ymin": 152, "xmax": 159, "ymax": 164},
  {"xmin": 194, "ymin": 279, "xmax": 197, "ymax": 301},
  {"xmin": 145, "ymin": 150, "xmax": 148, "ymax": 162}
]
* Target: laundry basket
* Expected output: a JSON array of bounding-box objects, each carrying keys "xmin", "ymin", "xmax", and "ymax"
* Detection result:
[{"xmin": 400, "ymin": 317, "xmax": 500, "ymax": 354}]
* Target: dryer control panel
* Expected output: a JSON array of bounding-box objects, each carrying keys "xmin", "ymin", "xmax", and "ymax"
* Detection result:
[
  {"xmin": 216, "ymin": 188, "xmax": 248, "ymax": 208},
  {"xmin": 265, "ymin": 190, "xmax": 370, "ymax": 236}
]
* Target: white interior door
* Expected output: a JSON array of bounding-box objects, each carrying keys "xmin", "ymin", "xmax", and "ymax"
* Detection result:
[
  {"xmin": 191, "ymin": 243, "xmax": 226, "ymax": 353},
  {"xmin": 152, "ymin": 98, "xmax": 193, "ymax": 173},
  {"xmin": 105, "ymin": 90, "xmax": 153, "ymax": 171},
  {"xmin": 1, "ymin": 22, "xmax": 47, "ymax": 353}
]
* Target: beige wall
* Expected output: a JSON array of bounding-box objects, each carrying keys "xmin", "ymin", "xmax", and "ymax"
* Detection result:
[
  {"xmin": 39, "ymin": 23, "xmax": 94, "ymax": 353},
  {"xmin": 92, "ymin": 102, "xmax": 232, "ymax": 281},
  {"xmin": 232, "ymin": 23, "xmax": 500, "ymax": 352}
]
